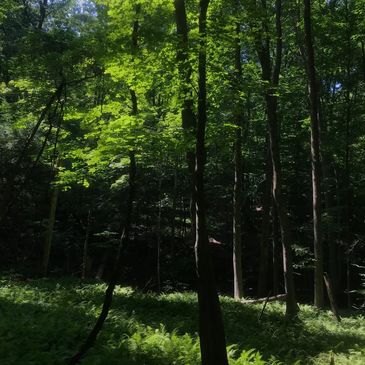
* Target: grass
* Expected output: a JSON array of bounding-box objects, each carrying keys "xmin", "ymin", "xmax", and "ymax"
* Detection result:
[{"xmin": 0, "ymin": 277, "xmax": 364, "ymax": 364}]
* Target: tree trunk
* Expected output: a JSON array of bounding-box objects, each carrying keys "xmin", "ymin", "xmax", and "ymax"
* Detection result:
[
  {"xmin": 174, "ymin": 0, "xmax": 197, "ymax": 239},
  {"xmin": 343, "ymin": 0, "xmax": 353, "ymax": 309},
  {"xmin": 156, "ymin": 178, "xmax": 162, "ymax": 292},
  {"xmin": 42, "ymin": 185, "xmax": 58, "ymax": 277},
  {"xmin": 304, "ymin": 0, "xmax": 324, "ymax": 309},
  {"xmin": 272, "ymin": 204, "xmax": 280, "ymax": 295},
  {"xmin": 82, "ymin": 209, "xmax": 92, "ymax": 280},
  {"xmin": 232, "ymin": 18, "xmax": 244, "ymax": 300},
  {"xmin": 68, "ymin": 153, "xmax": 136, "ymax": 365},
  {"xmin": 257, "ymin": 0, "xmax": 299, "ymax": 317},
  {"xmin": 37, "ymin": 0, "xmax": 48, "ymax": 29},
  {"xmin": 68, "ymin": 10, "xmax": 140, "ymax": 363},
  {"xmin": 194, "ymin": 1, "xmax": 228, "ymax": 364},
  {"xmin": 258, "ymin": 139, "xmax": 272, "ymax": 297}
]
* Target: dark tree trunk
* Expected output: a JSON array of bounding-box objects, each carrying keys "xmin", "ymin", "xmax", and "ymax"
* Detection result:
[
  {"xmin": 232, "ymin": 18, "xmax": 244, "ymax": 300},
  {"xmin": 304, "ymin": 0, "xmax": 324, "ymax": 309},
  {"xmin": 258, "ymin": 139, "xmax": 272, "ymax": 297},
  {"xmin": 68, "ymin": 10, "xmax": 140, "ymax": 363},
  {"xmin": 37, "ymin": 0, "xmax": 48, "ymax": 29},
  {"xmin": 82, "ymin": 209, "xmax": 92, "ymax": 280},
  {"xmin": 361, "ymin": 41, "xmax": 365, "ymax": 82},
  {"xmin": 343, "ymin": 0, "xmax": 353, "ymax": 309},
  {"xmin": 42, "ymin": 184, "xmax": 58, "ymax": 277},
  {"xmin": 272, "ymin": 204, "xmax": 280, "ymax": 295},
  {"xmin": 194, "ymin": 1, "xmax": 228, "ymax": 364},
  {"xmin": 174, "ymin": 0, "xmax": 197, "ymax": 238},
  {"xmin": 68, "ymin": 153, "xmax": 136, "ymax": 365},
  {"xmin": 257, "ymin": 0, "xmax": 298, "ymax": 317}
]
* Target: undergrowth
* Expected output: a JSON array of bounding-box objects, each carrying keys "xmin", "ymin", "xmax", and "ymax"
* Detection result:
[{"xmin": 0, "ymin": 278, "xmax": 364, "ymax": 364}]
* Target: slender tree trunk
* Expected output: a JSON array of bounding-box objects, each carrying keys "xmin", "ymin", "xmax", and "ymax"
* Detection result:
[
  {"xmin": 42, "ymin": 110, "xmax": 63, "ymax": 277},
  {"xmin": 156, "ymin": 178, "xmax": 162, "ymax": 292},
  {"xmin": 42, "ymin": 184, "xmax": 58, "ymax": 277},
  {"xmin": 194, "ymin": 1, "xmax": 228, "ymax": 364},
  {"xmin": 272, "ymin": 204, "xmax": 280, "ymax": 295},
  {"xmin": 343, "ymin": 0, "xmax": 353, "ymax": 309},
  {"xmin": 82, "ymin": 209, "xmax": 92, "ymax": 280},
  {"xmin": 304, "ymin": 0, "xmax": 324, "ymax": 309},
  {"xmin": 258, "ymin": 139, "xmax": 272, "ymax": 297},
  {"xmin": 361, "ymin": 41, "xmax": 365, "ymax": 82},
  {"xmin": 257, "ymin": 0, "xmax": 298, "ymax": 317},
  {"xmin": 232, "ymin": 17, "xmax": 244, "ymax": 300},
  {"xmin": 174, "ymin": 0, "xmax": 197, "ymax": 240}
]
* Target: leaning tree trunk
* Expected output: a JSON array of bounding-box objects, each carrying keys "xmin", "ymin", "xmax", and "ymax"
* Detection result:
[
  {"xmin": 303, "ymin": 0, "xmax": 324, "ymax": 309},
  {"xmin": 68, "ymin": 9, "xmax": 140, "ymax": 363},
  {"xmin": 194, "ymin": 1, "xmax": 229, "ymax": 364},
  {"xmin": 68, "ymin": 153, "xmax": 136, "ymax": 365}
]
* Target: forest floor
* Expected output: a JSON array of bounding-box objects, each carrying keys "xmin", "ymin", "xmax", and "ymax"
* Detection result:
[{"xmin": 0, "ymin": 278, "xmax": 364, "ymax": 365}]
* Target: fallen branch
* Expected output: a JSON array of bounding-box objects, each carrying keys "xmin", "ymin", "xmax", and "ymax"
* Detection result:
[{"xmin": 240, "ymin": 294, "xmax": 286, "ymax": 304}]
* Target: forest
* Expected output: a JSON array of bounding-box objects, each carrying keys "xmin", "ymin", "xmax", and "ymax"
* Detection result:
[{"xmin": 0, "ymin": 0, "xmax": 365, "ymax": 364}]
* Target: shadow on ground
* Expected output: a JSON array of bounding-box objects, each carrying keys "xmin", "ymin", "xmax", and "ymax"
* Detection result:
[{"xmin": 0, "ymin": 278, "xmax": 364, "ymax": 364}]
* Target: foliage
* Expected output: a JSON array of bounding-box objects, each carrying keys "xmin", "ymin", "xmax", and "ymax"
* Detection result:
[{"xmin": 1, "ymin": 278, "xmax": 365, "ymax": 364}]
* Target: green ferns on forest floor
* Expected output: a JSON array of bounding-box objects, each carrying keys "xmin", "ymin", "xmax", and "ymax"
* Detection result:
[{"xmin": 0, "ymin": 278, "xmax": 364, "ymax": 364}]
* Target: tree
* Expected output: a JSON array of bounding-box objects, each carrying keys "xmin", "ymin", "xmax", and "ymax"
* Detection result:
[
  {"xmin": 232, "ymin": 1, "xmax": 244, "ymax": 300},
  {"xmin": 254, "ymin": 0, "xmax": 299, "ymax": 317},
  {"xmin": 194, "ymin": 0, "xmax": 229, "ymax": 364},
  {"xmin": 303, "ymin": 0, "xmax": 324, "ymax": 309}
]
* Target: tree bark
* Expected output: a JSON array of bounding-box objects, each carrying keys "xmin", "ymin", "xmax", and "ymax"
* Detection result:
[
  {"xmin": 82, "ymin": 209, "xmax": 92, "ymax": 280},
  {"xmin": 42, "ymin": 184, "xmax": 58, "ymax": 277},
  {"xmin": 257, "ymin": 0, "xmax": 299, "ymax": 317},
  {"xmin": 258, "ymin": 139, "xmax": 272, "ymax": 297},
  {"xmin": 194, "ymin": 1, "xmax": 228, "ymax": 364},
  {"xmin": 174, "ymin": 0, "xmax": 197, "ymax": 239},
  {"xmin": 323, "ymin": 272, "xmax": 341, "ymax": 322},
  {"xmin": 232, "ymin": 17, "xmax": 244, "ymax": 300},
  {"xmin": 304, "ymin": 0, "xmax": 324, "ymax": 309}
]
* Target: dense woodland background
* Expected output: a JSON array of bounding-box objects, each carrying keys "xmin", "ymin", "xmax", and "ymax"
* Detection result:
[{"xmin": 0, "ymin": 0, "xmax": 365, "ymax": 364}]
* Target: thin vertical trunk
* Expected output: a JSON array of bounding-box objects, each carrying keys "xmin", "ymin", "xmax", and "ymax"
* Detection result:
[
  {"xmin": 258, "ymin": 140, "xmax": 272, "ymax": 297},
  {"xmin": 344, "ymin": 0, "xmax": 352, "ymax": 309},
  {"xmin": 304, "ymin": 0, "xmax": 324, "ymax": 308},
  {"xmin": 233, "ymin": 18, "xmax": 244, "ymax": 300},
  {"xmin": 42, "ymin": 184, "xmax": 58, "ymax": 277},
  {"xmin": 194, "ymin": 1, "xmax": 228, "ymax": 364},
  {"xmin": 233, "ymin": 122, "xmax": 243, "ymax": 299},
  {"xmin": 82, "ymin": 209, "xmax": 92, "ymax": 280},
  {"xmin": 171, "ymin": 168, "xmax": 178, "ymax": 239},
  {"xmin": 42, "ymin": 106, "xmax": 63, "ymax": 277},
  {"xmin": 156, "ymin": 178, "xmax": 162, "ymax": 292},
  {"xmin": 272, "ymin": 204, "xmax": 280, "ymax": 295},
  {"xmin": 174, "ymin": 0, "xmax": 196, "ymax": 239},
  {"xmin": 361, "ymin": 41, "xmax": 365, "ymax": 82},
  {"xmin": 257, "ymin": 0, "xmax": 298, "ymax": 317}
]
